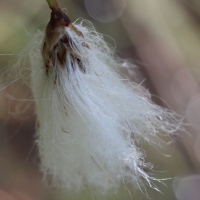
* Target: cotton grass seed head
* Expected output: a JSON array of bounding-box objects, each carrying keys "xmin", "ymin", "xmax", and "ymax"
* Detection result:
[{"xmin": 6, "ymin": 0, "xmax": 184, "ymax": 196}]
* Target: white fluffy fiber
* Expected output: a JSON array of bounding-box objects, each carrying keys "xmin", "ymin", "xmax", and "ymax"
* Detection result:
[{"xmin": 12, "ymin": 19, "xmax": 182, "ymax": 194}]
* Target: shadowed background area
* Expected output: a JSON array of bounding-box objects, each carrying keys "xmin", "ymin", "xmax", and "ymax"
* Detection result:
[{"xmin": 0, "ymin": 0, "xmax": 200, "ymax": 199}]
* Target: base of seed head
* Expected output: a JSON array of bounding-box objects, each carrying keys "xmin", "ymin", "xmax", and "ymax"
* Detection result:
[{"xmin": 42, "ymin": 3, "xmax": 87, "ymax": 77}]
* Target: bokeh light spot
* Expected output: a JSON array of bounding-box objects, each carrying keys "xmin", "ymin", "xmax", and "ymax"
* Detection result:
[
  {"xmin": 85, "ymin": 0, "xmax": 126, "ymax": 23},
  {"xmin": 173, "ymin": 175, "xmax": 200, "ymax": 200},
  {"xmin": 186, "ymin": 94, "xmax": 200, "ymax": 130},
  {"xmin": 171, "ymin": 69, "xmax": 199, "ymax": 106},
  {"xmin": 194, "ymin": 135, "xmax": 200, "ymax": 162}
]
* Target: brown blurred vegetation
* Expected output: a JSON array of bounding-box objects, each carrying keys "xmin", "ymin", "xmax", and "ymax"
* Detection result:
[{"xmin": 0, "ymin": 0, "xmax": 200, "ymax": 199}]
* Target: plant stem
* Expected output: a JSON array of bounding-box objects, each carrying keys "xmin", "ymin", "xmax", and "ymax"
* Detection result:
[{"xmin": 46, "ymin": 0, "xmax": 60, "ymax": 10}]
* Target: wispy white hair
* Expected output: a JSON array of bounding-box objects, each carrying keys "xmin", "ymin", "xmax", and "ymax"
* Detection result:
[{"xmin": 10, "ymin": 19, "xmax": 182, "ymax": 194}]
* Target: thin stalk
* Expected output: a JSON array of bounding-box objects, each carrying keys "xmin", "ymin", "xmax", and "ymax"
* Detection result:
[{"xmin": 46, "ymin": 0, "xmax": 60, "ymax": 10}]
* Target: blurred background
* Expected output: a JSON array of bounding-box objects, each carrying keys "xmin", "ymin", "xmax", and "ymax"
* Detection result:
[{"xmin": 0, "ymin": 0, "xmax": 200, "ymax": 199}]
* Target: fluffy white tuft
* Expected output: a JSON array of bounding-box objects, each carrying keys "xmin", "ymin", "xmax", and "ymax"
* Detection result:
[{"xmin": 11, "ymin": 19, "xmax": 182, "ymax": 194}]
